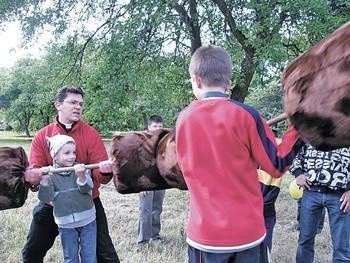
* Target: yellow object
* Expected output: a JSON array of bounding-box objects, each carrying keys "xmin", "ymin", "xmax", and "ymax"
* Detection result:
[
  {"xmin": 258, "ymin": 169, "xmax": 282, "ymax": 188},
  {"xmin": 289, "ymin": 179, "xmax": 303, "ymax": 200}
]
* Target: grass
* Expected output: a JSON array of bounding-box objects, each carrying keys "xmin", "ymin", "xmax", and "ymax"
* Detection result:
[
  {"xmin": 0, "ymin": 131, "xmax": 33, "ymax": 139},
  {"xmin": 0, "ymin": 134, "xmax": 333, "ymax": 262}
]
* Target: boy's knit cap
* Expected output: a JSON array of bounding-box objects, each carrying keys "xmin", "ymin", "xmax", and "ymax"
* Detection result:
[{"xmin": 46, "ymin": 134, "xmax": 75, "ymax": 158}]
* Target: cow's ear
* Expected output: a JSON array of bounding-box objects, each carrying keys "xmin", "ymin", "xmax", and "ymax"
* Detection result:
[
  {"xmin": 15, "ymin": 147, "xmax": 29, "ymax": 168},
  {"xmin": 152, "ymin": 128, "xmax": 172, "ymax": 146}
]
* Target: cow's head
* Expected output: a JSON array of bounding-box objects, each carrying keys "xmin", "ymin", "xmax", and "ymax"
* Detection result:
[
  {"xmin": 111, "ymin": 129, "xmax": 184, "ymax": 193},
  {"xmin": 156, "ymin": 130, "xmax": 187, "ymax": 190}
]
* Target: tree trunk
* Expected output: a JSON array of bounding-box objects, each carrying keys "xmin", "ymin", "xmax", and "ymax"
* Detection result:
[
  {"xmin": 171, "ymin": 0, "xmax": 202, "ymax": 54},
  {"xmin": 24, "ymin": 126, "xmax": 31, "ymax": 137},
  {"xmin": 230, "ymin": 54, "xmax": 257, "ymax": 102},
  {"xmin": 188, "ymin": 0, "xmax": 202, "ymax": 54},
  {"xmin": 211, "ymin": 0, "xmax": 256, "ymax": 102}
]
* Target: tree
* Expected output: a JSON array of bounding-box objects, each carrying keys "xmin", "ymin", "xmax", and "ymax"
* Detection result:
[
  {"xmin": 0, "ymin": 0, "xmax": 349, "ymax": 134},
  {"xmin": 2, "ymin": 1, "xmax": 349, "ymax": 101},
  {"xmin": 79, "ymin": 43, "xmax": 192, "ymax": 132},
  {"xmin": 0, "ymin": 69, "xmax": 12, "ymax": 109},
  {"xmin": 0, "ymin": 58, "xmax": 55, "ymax": 136}
]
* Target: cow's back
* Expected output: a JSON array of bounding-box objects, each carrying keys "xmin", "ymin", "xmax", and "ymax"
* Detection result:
[
  {"xmin": 0, "ymin": 146, "xmax": 29, "ymax": 210},
  {"xmin": 282, "ymin": 21, "xmax": 350, "ymax": 150}
]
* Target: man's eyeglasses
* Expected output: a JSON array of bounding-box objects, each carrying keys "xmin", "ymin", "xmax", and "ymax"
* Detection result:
[{"xmin": 63, "ymin": 100, "xmax": 84, "ymax": 107}]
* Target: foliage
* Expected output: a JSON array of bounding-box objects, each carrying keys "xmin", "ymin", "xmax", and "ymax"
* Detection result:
[
  {"xmin": 0, "ymin": 1, "xmax": 349, "ymax": 134},
  {"xmin": 2, "ymin": 0, "xmax": 349, "ymax": 100},
  {"xmin": 245, "ymin": 77, "xmax": 287, "ymax": 135},
  {"xmin": 0, "ymin": 58, "xmax": 57, "ymax": 136},
  {"xmin": 81, "ymin": 52, "xmax": 192, "ymax": 132}
]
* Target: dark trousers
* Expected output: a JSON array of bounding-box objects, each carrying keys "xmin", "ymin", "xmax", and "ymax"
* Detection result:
[
  {"xmin": 188, "ymin": 243, "xmax": 264, "ymax": 263},
  {"xmin": 264, "ymin": 216, "xmax": 276, "ymax": 251},
  {"xmin": 22, "ymin": 197, "xmax": 120, "ymax": 263}
]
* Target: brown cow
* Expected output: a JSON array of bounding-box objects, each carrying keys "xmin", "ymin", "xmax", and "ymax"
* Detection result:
[
  {"xmin": 282, "ymin": 21, "xmax": 350, "ymax": 151},
  {"xmin": 0, "ymin": 146, "xmax": 29, "ymax": 210},
  {"xmin": 110, "ymin": 129, "xmax": 186, "ymax": 194}
]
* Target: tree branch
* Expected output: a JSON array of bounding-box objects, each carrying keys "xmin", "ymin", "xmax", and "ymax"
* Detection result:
[
  {"xmin": 211, "ymin": 0, "xmax": 254, "ymax": 55},
  {"xmin": 61, "ymin": 20, "xmax": 111, "ymax": 84},
  {"xmin": 170, "ymin": 0, "xmax": 202, "ymax": 53}
]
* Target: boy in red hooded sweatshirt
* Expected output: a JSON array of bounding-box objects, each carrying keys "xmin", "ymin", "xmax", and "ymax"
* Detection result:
[{"xmin": 175, "ymin": 45, "xmax": 304, "ymax": 263}]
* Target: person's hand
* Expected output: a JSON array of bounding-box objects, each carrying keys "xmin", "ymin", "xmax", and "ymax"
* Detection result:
[
  {"xmin": 140, "ymin": 191, "xmax": 149, "ymax": 197},
  {"xmin": 295, "ymin": 174, "xmax": 311, "ymax": 190},
  {"xmin": 340, "ymin": 191, "xmax": 350, "ymax": 212},
  {"xmin": 40, "ymin": 174, "xmax": 51, "ymax": 186},
  {"xmin": 24, "ymin": 167, "xmax": 43, "ymax": 185},
  {"xmin": 99, "ymin": 159, "xmax": 113, "ymax": 173},
  {"xmin": 74, "ymin": 164, "xmax": 86, "ymax": 181}
]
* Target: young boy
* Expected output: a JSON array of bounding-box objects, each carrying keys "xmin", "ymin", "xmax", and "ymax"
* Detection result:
[
  {"xmin": 175, "ymin": 45, "xmax": 304, "ymax": 262},
  {"xmin": 137, "ymin": 115, "xmax": 166, "ymax": 245},
  {"xmin": 38, "ymin": 134, "xmax": 96, "ymax": 263}
]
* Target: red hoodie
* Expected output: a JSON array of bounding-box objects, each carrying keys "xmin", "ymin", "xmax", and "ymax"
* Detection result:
[{"xmin": 176, "ymin": 92, "xmax": 303, "ymax": 250}]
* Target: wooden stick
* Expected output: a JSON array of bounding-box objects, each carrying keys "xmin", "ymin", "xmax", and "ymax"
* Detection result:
[
  {"xmin": 40, "ymin": 163, "xmax": 100, "ymax": 174},
  {"xmin": 267, "ymin": 112, "xmax": 288, "ymax": 126}
]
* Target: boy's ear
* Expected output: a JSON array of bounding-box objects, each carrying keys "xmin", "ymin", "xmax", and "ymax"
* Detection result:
[{"xmin": 193, "ymin": 74, "xmax": 203, "ymax": 89}]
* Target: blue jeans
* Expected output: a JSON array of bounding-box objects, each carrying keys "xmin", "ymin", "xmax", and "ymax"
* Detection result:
[
  {"xmin": 297, "ymin": 198, "xmax": 325, "ymax": 232},
  {"xmin": 22, "ymin": 198, "xmax": 119, "ymax": 263},
  {"xmin": 296, "ymin": 190, "xmax": 350, "ymax": 263},
  {"xmin": 59, "ymin": 220, "xmax": 97, "ymax": 263}
]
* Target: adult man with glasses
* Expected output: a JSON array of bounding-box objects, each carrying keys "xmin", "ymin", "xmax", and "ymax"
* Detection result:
[
  {"xmin": 63, "ymin": 100, "xmax": 84, "ymax": 107},
  {"xmin": 23, "ymin": 85, "xmax": 120, "ymax": 263}
]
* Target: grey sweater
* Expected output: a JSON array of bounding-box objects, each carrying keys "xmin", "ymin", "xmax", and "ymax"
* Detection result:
[{"xmin": 38, "ymin": 164, "xmax": 95, "ymax": 228}]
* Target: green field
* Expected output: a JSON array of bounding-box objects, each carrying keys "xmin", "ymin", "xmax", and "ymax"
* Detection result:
[{"xmin": 0, "ymin": 132, "xmax": 332, "ymax": 262}]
